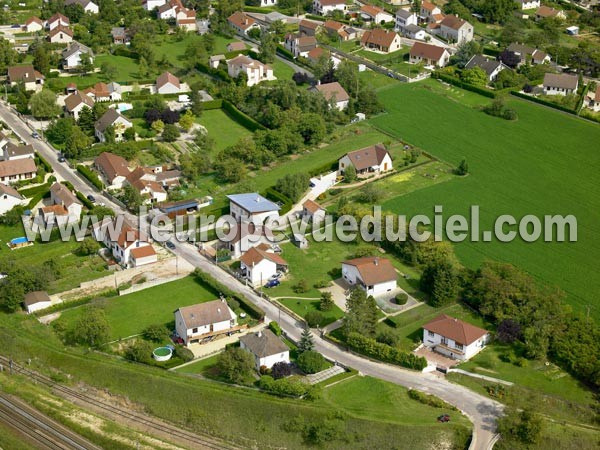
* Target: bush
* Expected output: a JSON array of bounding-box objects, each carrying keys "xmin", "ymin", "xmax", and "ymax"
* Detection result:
[
  {"xmin": 271, "ymin": 361, "xmax": 292, "ymax": 379},
  {"xmin": 76, "ymin": 191, "xmax": 94, "ymax": 209},
  {"xmin": 395, "ymin": 293, "xmax": 408, "ymax": 305},
  {"xmin": 432, "ymin": 72, "xmax": 496, "ymax": 98},
  {"xmin": 222, "ymin": 100, "xmax": 266, "ymax": 132},
  {"xmin": 346, "ymin": 332, "xmax": 427, "ymax": 370},
  {"xmin": 293, "ymin": 279, "xmax": 309, "ymax": 294},
  {"xmin": 258, "ymin": 375, "xmax": 312, "ymax": 397},
  {"xmin": 313, "ymin": 280, "xmax": 330, "ymax": 289},
  {"xmin": 297, "ymin": 350, "xmax": 327, "ymax": 374},
  {"xmin": 269, "ymin": 321, "xmax": 282, "ymax": 336},
  {"xmin": 125, "ymin": 340, "xmax": 154, "ymax": 363},
  {"xmin": 408, "ymin": 389, "xmax": 456, "ymax": 409},
  {"xmin": 76, "ymin": 165, "xmax": 103, "ymax": 190},
  {"xmin": 143, "ymin": 324, "xmax": 169, "ymax": 342},
  {"xmin": 174, "ymin": 345, "xmax": 194, "ymax": 363},
  {"xmin": 305, "ymin": 311, "xmax": 324, "ymax": 328}
]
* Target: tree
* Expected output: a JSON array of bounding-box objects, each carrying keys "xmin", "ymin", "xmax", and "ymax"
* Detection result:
[
  {"xmin": 297, "ymin": 350, "xmax": 327, "ymax": 374},
  {"xmin": 178, "ymin": 110, "xmax": 195, "ymax": 131},
  {"xmin": 496, "ymin": 319, "xmax": 521, "ymax": 343},
  {"xmin": 64, "ymin": 125, "xmax": 91, "ymax": 159},
  {"xmin": 123, "ymin": 127, "xmax": 136, "ymax": 141},
  {"xmin": 461, "ymin": 67, "xmax": 488, "ymax": 86},
  {"xmin": 101, "ymin": 61, "xmax": 118, "ymax": 80},
  {"xmin": 77, "ymin": 106, "xmax": 95, "ymax": 134},
  {"xmin": 298, "ymin": 327, "xmax": 315, "ymax": 353},
  {"xmin": 125, "ymin": 340, "xmax": 153, "ymax": 363},
  {"xmin": 143, "ymin": 324, "xmax": 169, "ymax": 342},
  {"xmin": 480, "ymin": 0, "xmax": 517, "ymax": 24},
  {"xmin": 103, "ymin": 125, "xmax": 116, "ymax": 144},
  {"xmin": 498, "ymin": 408, "xmax": 543, "ymax": 445},
  {"xmin": 76, "ymin": 237, "xmax": 100, "ymax": 256},
  {"xmin": 69, "ymin": 306, "xmax": 110, "ymax": 346},
  {"xmin": 344, "ymin": 165, "xmax": 357, "ymax": 183},
  {"xmin": 151, "ymin": 119, "xmax": 165, "ymax": 133},
  {"xmin": 271, "ymin": 361, "xmax": 292, "ymax": 379},
  {"xmin": 29, "ymin": 89, "xmax": 60, "ymax": 119},
  {"xmin": 217, "ymin": 346, "xmax": 255, "ymax": 384},
  {"xmin": 296, "ymin": 113, "xmax": 326, "ymax": 146},
  {"xmin": 335, "ymin": 60, "xmax": 360, "ymax": 97},
  {"xmin": 312, "ymin": 53, "xmax": 334, "ymax": 82},
  {"xmin": 420, "ymin": 257, "xmax": 460, "ymax": 306},
  {"xmin": 162, "ymin": 124, "xmax": 180, "ymax": 142},
  {"xmin": 0, "ymin": 38, "xmax": 18, "ymax": 75},
  {"xmin": 455, "ymin": 158, "xmax": 468, "ymax": 176},
  {"xmin": 259, "ymin": 31, "xmax": 276, "ymax": 63},
  {"xmin": 79, "ymin": 52, "xmax": 94, "ymax": 75},
  {"xmin": 46, "ymin": 118, "xmax": 75, "ymax": 145},
  {"xmin": 275, "ymin": 173, "xmax": 309, "ymax": 202},
  {"xmin": 213, "ymin": 157, "xmax": 247, "ymax": 183},
  {"xmin": 344, "ymin": 287, "xmax": 378, "ymax": 338},
  {"xmin": 320, "ymin": 292, "xmax": 334, "ymax": 311},
  {"xmin": 122, "ymin": 184, "xmax": 144, "ymax": 210},
  {"xmin": 305, "ymin": 310, "xmax": 323, "ymax": 328},
  {"xmin": 32, "ymin": 42, "xmax": 51, "ymax": 75},
  {"xmin": 357, "ymin": 183, "xmax": 384, "ymax": 203},
  {"xmin": 138, "ymin": 56, "xmax": 149, "ymax": 78}
]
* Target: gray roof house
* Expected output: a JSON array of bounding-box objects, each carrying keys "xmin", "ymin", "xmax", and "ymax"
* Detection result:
[
  {"xmin": 465, "ymin": 55, "xmax": 508, "ymax": 82},
  {"xmin": 227, "ymin": 193, "xmax": 280, "ymax": 220},
  {"xmin": 240, "ymin": 329, "xmax": 290, "ymax": 370}
]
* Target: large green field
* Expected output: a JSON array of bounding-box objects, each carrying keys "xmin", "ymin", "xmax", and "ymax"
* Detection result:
[
  {"xmin": 196, "ymin": 108, "xmax": 253, "ymax": 153},
  {"xmin": 370, "ymin": 79, "xmax": 600, "ymax": 320},
  {"xmin": 56, "ymin": 276, "xmax": 218, "ymax": 340}
]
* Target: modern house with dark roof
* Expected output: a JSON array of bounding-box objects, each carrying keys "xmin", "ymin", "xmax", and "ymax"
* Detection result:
[
  {"xmin": 338, "ymin": 144, "xmax": 393, "ymax": 177},
  {"xmin": 342, "ymin": 256, "xmax": 397, "ymax": 296},
  {"xmin": 543, "ymin": 73, "xmax": 579, "ymax": 96},
  {"xmin": 505, "ymin": 43, "xmax": 550, "ymax": 67},
  {"xmin": 422, "ymin": 314, "xmax": 489, "ymax": 360},
  {"xmin": 240, "ymin": 329, "xmax": 290, "ymax": 370},
  {"xmin": 465, "ymin": 55, "xmax": 508, "ymax": 82},
  {"xmin": 228, "ymin": 193, "xmax": 281, "ymax": 223},
  {"xmin": 174, "ymin": 299, "xmax": 238, "ymax": 346},
  {"xmin": 94, "ymin": 108, "xmax": 133, "ymax": 143}
]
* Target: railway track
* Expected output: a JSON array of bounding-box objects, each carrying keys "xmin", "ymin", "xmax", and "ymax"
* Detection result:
[
  {"xmin": 0, "ymin": 395, "xmax": 94, "ymax": 450},
  {"xmin": 0, "ymin": 355, "xmax": 240, "ymax": 450}
]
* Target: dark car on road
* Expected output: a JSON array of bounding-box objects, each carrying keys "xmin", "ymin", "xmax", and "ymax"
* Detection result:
[
  {"xmin": 58, "ymin": 154, "xmax": 66, "ymax": 162},
  {"xmin": 166, "ymin": 241, "xmax": 176, "ymax": 250},
  {"xmin": 86, "ymin": 195, "xmax": 96, "ymax": 203}
]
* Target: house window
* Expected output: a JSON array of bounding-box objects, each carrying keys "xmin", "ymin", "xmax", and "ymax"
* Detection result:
[
  {"xmin": 192, "ymin": 327, "xmax": 198, "ymax": 333},
  {"xmin": 428, "ymin": 331, "xmax": 434, "ymax": 337},
  {"xmin": 455, "ymin": 343, "xmax": 464, "ymax": 351},
  {"xmin": 441, "ymin": 337, "xmax": 448, "ymax": 345}
]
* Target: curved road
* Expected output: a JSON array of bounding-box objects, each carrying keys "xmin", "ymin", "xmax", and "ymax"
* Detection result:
[{"xmin": 0, "ymin": 101, "xmax": 503, "ymax": 450}]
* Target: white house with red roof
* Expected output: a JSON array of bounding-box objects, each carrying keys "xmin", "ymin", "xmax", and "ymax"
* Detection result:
[
  {"xmin": 24, "ymin": 17, "xmax": 44, "ymax": 33},
  {"xmin": 240, "ymin": 246, "xmax": 288, "ymax": 287},
  {"xmin": 422, "ymin": 314, "xmax": 489, "ymax": 360},
  {"xmin": 360, "ymin": 4, "xmax": 394, "ymax": 23},
  {"xmin": 342, "ymin": 256, "xmax": 397, "ymax": 296},
  {"xmin": 92, "ymin": 218, "xmax": 157, "ymax": 268},
  {"xmin": 420, "ymin": 1, "xmax": 442, "ymax": 21},
  {"xmin": 312, "ymin": 0, "xmax": 348, "ymax": 16},
  {"xmin": 227, "ymin": 11, "xmax": 260, "ymax": 36},
  {"xmin": 156, "ymin": 71, "xmax": 180, "ymax": 94}
]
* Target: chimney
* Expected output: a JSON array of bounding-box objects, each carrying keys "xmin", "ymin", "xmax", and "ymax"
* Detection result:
[
  {"xmin": 221, "ymin": 298, "xmax": 226, "ymax": 303},
  {"xmin": 217, "ymin": 307, "xmax": 221, "ymax": 313},
  {"xmin": 257, "ymin": 331, "xmax": 262, "ymax": 338}
]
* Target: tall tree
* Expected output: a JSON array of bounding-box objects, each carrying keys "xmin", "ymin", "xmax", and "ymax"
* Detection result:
[
  {"xmin": 344, "ymin": 287, "xmax": 378, "ymax": 338},
  {"xmin": 259, "ymin": 31, "xmax": 276, "ymax": 64},
  {"xmin": 298, "ymin": 327, "xmax": 315, "ymax": 353},
  {"xmin": 29, "ymin": 89, "xmax": 61, "ymax": 119}
]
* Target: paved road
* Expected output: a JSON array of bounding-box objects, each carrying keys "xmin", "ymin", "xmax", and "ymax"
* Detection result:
[
  {"xmin": 0, "ymin": 393, "xmax": 102, "ymax": 450},
  {"xmin": 1, "ymin": 102, "xmax": 503, "ymax": 450}
]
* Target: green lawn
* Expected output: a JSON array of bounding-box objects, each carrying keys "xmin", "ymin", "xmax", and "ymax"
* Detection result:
[
  {"xmin": 0, "ymin": 225, "xmax": 108, "ymax": 294},
  {"xmin": 271, "ymin": 60, "xmax": 296, "ymax": 80},
  {"xmin": 369, "ymin": 79, "xmax": 600, "ymax": 320},
  {"xmin": 94, "ymin": 54, "xmax": 141, "ymax": 82},
  {"xmin": 321, "ymin": 376, "xmax": 471, "ymax": 448},
  {"xmin": 380, "ymin": 302, "xmax": 489, "ymax": 352},
  {"xmin": 196, "ymin": 108, "xmax": 253, "ymax": 152},
  {"xmin": 278, "ymin": 297, "xmax": 344, "ymax": 327},
  {"xmin": 458, "ymin": 343, "xmax": 595, "ymax": 405},
  {"xmin": 174, "ymin": 354, "xmax": 220, "ymax": 375},
  {"xmin": 56, "ymin": 276, "xmax": 219, "ymax": 340}
]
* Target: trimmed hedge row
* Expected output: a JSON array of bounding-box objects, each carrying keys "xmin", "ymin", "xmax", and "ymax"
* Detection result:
[
  {"xmin": 36, "ymin": 154, "xmax": 53, "ymax": 173},
  {"xmin": 346, "ymin": 332, "xmax": 427, "ymax": 371},
  {"xmin": 264, "ymin": 187, "xmax": 293, "ymax": 214},
  {"xmin": 308, "ymin": 160, "xmax": 338, "ymax": 177},
  {"xmin": 432, "ymin": 72, "xmax": 496, "ymax": 99},
  {"xmin": 26, "ymin": 187, "xmax": 51, "ymax": 210},
  {"xmin": 193, "ymin": 269, "xmax": 265, "ymax": 320},
  {"xmin": 202, "ymin": 99, "xmax": 223, "ymax": 110},
  {"xmin": 76, "ymin": 191, "xmax": 94, "ymax": 209},
  {"xmin": 76, "ymin": 165, "xmax": 104, "ymax": 190},
  {"xmin": 224, "ymin": 49, "xmax": 250, "ymax": 60},
  {"xmin": 276, "ymin": 45, "xmax": 294, "ymax": 61},
  {"xmin": 222, "ymin": 100, "xmax": 267, "ymax": 132},
  {"xmin": 510, "ymin": 90, "xmax": 577, "ymax": 115}
]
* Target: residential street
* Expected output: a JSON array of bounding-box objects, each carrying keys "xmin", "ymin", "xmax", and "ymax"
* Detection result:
[{"xmin": 0, "ymin": 101, "xmax": 502, "ymax": 450}]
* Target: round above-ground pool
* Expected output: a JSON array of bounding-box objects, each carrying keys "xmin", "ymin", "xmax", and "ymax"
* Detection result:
[{"xmin": 153, "ymin": 346, "xmax": 173, "ymax": 362}]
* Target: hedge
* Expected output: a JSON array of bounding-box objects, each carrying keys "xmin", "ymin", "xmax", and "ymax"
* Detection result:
[
  {"xmin": 193, "ymin": 269, "xmax": 265, "ymax": 320},
  {"xmin": 36, "ymin": 154, "xmax": 53, "ymax": 173},
  {"xmin": 18, "ymin": 182, "xmax": 51, "ymax": 198},
  {"xmin": 26, "ymin": 188, "xmax": 51, "ymax": 210},
  {"xmin": 222, "ymin": 100, "xmax": 267, "ymax": 132},
  {"xmin": 269, "ymin": 321, "xmax": 282, "ymax": 336},
  {"xmin": 202, "ymin": 99, "xmax": 223, "ymax": 110},
  {"xmin": 482, "ymin": 47, "xmax": 500, "ymax": 58},
  {"xmin": 264, "ymin": 187, "xmax": 293, "ymax": 214},
  {"xmin": 432, "ymin": 72, "xmax": 496, "ymax": 99},
  {"xmin": 576, "ymin": 83, "xmax": 589, "ymax": 114},
  {"xmin": 243, "ymin": 6, "xmax": 276, "ymax": 13},
  {"xmin": 76, "ymin": 165, "xmax": 104, "ymax": 190},
  {"xmin": 308, "ymin": 160, "xmax": 338, "ymax": 177},
  {"xmin": 510, "ymin": 90, "xmax": 577, "ymax": 115},
  {"xmin": 276, "ymin": 45, "xmax": 294, "ymax": 61},
  {"xmin": 33, "ymin": 289, "xmax": 118, "ymax": 316},
  {"xmin": 408, "ymin": 389, "xmax": 457, "ymax": 410},
  {"xmin": 224, "ymin": 49, "xmax": 250, "ymax": 59},
  {"xmin": 346, "ymin": 332, "xmax": 427, "ymax": 371},
  {"xmin": 76, "ymin": 191, "xmax": 94, "ymax": 209}
]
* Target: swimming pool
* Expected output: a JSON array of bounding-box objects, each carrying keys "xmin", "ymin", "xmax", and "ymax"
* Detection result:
[{"xmin": 10, "ymin": 237, "xmax": 28, "ymax": 245}]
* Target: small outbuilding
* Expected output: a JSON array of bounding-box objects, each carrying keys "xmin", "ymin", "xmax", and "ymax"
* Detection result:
[{"xmin": 23, "ymin": 291, "xmax": 52, "ymax": 314}]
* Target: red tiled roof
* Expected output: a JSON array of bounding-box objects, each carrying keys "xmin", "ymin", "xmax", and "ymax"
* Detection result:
[
  {"xmin": 423, "ymin": 314, "xmax": 488, "ymax": 346},
  {"xmin": 343, "ymin": 256, "xmax": 397, "ymax": 285}
]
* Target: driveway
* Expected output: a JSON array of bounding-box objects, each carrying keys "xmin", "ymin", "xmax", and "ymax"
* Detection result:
[{"xmin": 320, "ymin": 278, "xmax": 350, "ymax": 312}]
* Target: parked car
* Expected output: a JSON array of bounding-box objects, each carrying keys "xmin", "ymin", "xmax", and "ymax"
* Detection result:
[
  {"xmin": 86, "ymin": 194, "xmax": 96, "ymax": 203},
  {"xmin": 264, "ymin": 279, "xmax": 280, "ymax": 288},
  {"xmin": 58, "ymin": 154, "xmax": 66, "ymax": 162},
  {"xmin": 166, "ymin": 241, "xmax": 176, "ymax": 250},
  {"xmin": 31, "ymin": 131, "xmax": 39, "ymax": 139},
  {"xmin": 269, "ymin": 271, "xmax": 283, "ymax": 281},
  {"xmin": 437, "ymin": 414, "xmax": 450, "ymax": 423}
]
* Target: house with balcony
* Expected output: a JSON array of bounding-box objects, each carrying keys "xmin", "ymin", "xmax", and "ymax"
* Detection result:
[
  {"xmin": 422, "ymin": 314, "xmax": 489, "ymax": 361},
  {"xmin": 175, "ymin": 300, "xmax": 238, "ymax": 346}
]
